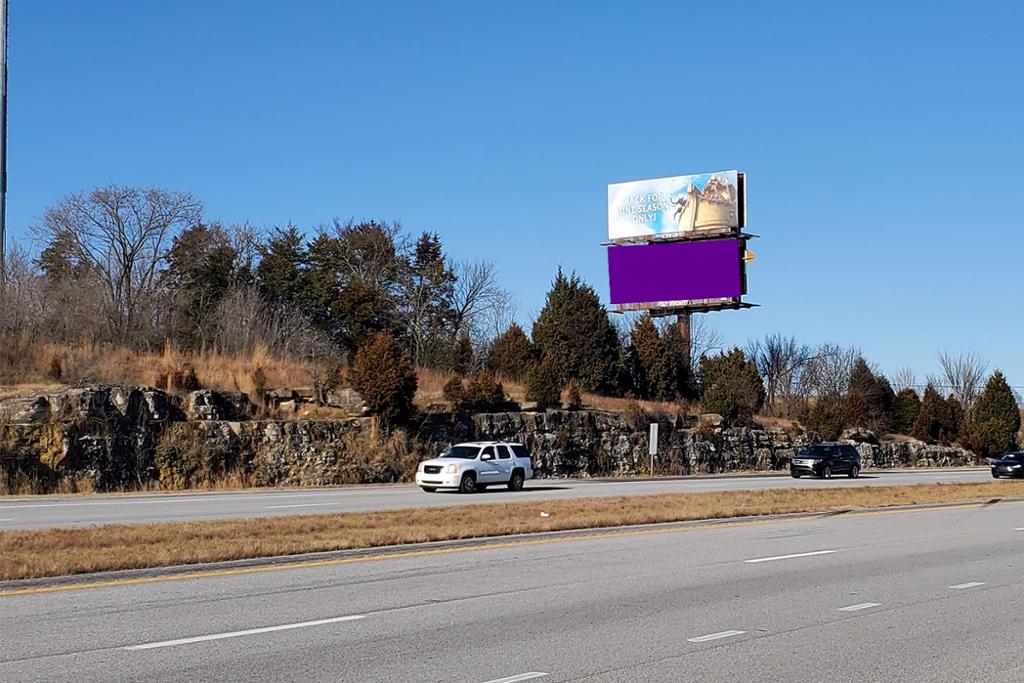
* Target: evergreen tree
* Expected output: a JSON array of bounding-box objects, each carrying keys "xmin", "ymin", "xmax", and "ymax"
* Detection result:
[
  {"xmin": 662, "ymin": 322, "xmax": 696, "ymax": 400},
  {"xmin": 912, "ymin": 384, "xmax": 960, "ymax": 444},
  {"xmin": 892, "ymin": 388, "xmax": 921, "ymax": 435},
  {"xmin": 525, "ymin": 353, "xmax": 564, "ymax": 409},
  {"xmin": 314, "ymin": 221, "xmax": 407, "ymax": 354},
  {"xmin": 486, "ymin": 323, "xmax": 534, "ymax": 381},
  {"xmin": 698, "ymin": 348, "xmax": 765, "ymax": 425},
  {"xmin": 629, "ymin": 314, "xmax": 674, "ymax": 400},
  {"xmin": 842, "ymin": 358, "xmax": 895, "ymax": 432},
  {"xmin": 963, "ymin": 371, "xmax": 1021, "ymax": 456},
  {"xmin": 256, "ymin": 226, "xmax": 308, "ymax": 308},
  {"xmin": 165, "ymin": 224, "xmax": 244, "ymax": 350},
  {"xmin": 531, "ymin": 269, "xmax": 620, "ymax": 393},
  {"xmin": 406, "ymin": 232, "xmax": 457, "ymax": 368}
]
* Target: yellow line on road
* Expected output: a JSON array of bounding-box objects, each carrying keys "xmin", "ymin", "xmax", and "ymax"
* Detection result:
[{"xmin": 2, "ymin": 500, "xmax": 1018, "ymax": 598}]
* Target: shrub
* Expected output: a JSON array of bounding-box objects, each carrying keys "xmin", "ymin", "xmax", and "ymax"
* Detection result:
[
  {"xmin": 621, "ymin": 400, "xmax": 649, "ymax": 431},
  {"xmin": 251, "ymin": 365, "xmax": 268, "ymax": 407},
  {"xmin": 698, "ymin": 348, "xmax": 765, "ymax": 425},
  {"xmin": 452, "ymin": 330, "xmax": 474, "ymax": 375},
  {"xmin": 464, "ymin": 372, "xmax": 506, "ymax": 412},
  {"xmin": 349, "ymin": 332, "xmax": 418, "ymax": 427},
  {"xmin": 564, "ymin": 378, "xmax": 583, "ymax": 411},
  {"xmin": 47, "ymin": 354, "xmax": 63, "ymax": 382},
  {"xmin": 804, "ymin": 397, "xmax": 844, "ymax": 441},
  {"xmin": 155, "ymin": 425, "xmax": 242, "ymax": 490},
  {"xmin": 442, "ymin": 376, "xmax": 466, "ymax": 411},
  {"xmin": 525, "ymin": 354, "xmax": 563, "ymax": 409}
]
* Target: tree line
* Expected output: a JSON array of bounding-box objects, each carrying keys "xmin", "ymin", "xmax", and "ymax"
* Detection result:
[{"xmin": 2, "ymin": 184, "xmax": 1019, "ymax": 455}]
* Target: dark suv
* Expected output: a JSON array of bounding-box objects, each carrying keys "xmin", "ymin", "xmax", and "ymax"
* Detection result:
[
  {"xmin": 991, "ymin": 452, "xmax": 1024, "ymax": 478},
  {"xmin": 790, "ymin": 443, "xmax": 861, "ymax": 479}
]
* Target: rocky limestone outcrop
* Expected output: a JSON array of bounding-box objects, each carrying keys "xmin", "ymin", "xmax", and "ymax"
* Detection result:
[
  {"xmin": 0, "ymin": 385, "xmax": 983, "ymax": 492},
  {"xmin": 0, "ymin": 385, "xmax": 178, "ymax": 489}
]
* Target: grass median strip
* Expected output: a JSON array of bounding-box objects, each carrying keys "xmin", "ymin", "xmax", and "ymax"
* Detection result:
[{"xmin": 2, "ymin": 481, "xmax": 1023, "ymax": 581}]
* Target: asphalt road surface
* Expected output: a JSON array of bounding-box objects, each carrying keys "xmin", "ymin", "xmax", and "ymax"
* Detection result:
[
  {"xmin": 3, "ymin": 497, "xmax": 1024, "ymax": 681},
  {"xmin": 0, "ymin": 468, "xmax": 992, "ymax": 530}
]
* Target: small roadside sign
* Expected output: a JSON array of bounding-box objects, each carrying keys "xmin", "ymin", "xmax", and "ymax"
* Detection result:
[{"xmin": 648, "ymin": 422, "xmax": 658, "ymax": 475}]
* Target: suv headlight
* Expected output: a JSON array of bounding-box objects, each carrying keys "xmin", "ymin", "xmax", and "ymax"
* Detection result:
[
  {"xmin": 445, "ymin": 463, "xmax": 459, "ymax": 474},
  {"xmin": 418, "ymin": 463, "xmax": 425, "ymax": 473}
]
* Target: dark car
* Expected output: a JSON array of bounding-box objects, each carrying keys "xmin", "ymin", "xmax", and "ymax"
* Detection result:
[
  {"xmin": 991, "ymin": 452, "xmax": 1024, "ymax": 478},
  {"xmin": 790, "ymin": 443, "xmax": 861, "ymax": 479}
]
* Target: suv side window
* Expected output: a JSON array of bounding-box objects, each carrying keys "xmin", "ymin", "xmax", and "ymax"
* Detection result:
[
  {"xmin": 498, "ymin": 446, "xmax": 512, "ymax": 460},
  {"xmin": 842, "ymin": 446, "xmax": 859, "ymax": 459},
  {"xmin": 480, "ymin": 446, "xmax": 495, "ymax": 460},
  {"xmin": 511, "ymin": 445, "xmax": 531, "ymax": 460}
]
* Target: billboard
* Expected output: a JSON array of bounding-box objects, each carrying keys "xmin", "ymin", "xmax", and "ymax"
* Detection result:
[
  {"xmin": 607, "ymin": 238, "xmax": 744, "ymax": 307},
  {"xmin": 607, "ymin": 170, "xmax": 745, "ymax": 242}
]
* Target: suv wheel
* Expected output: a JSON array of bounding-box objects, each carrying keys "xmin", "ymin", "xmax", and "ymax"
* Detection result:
[
  {"xmin": 508, "ymin": 469, "xmax": 525, "ymax": 491},
  {"xmin": 848, "ymin": 465, "xmax": 860, "ymax": 479},
  {"xmin": 822, "ymin": 465, "xmax": 832, "ymax": 479},
  {"xmin": 459, "ymin": 472, "xmax": 477, "ymax": 494}
]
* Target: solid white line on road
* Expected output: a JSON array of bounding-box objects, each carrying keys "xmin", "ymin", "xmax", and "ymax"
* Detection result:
[
  {"xmin": 687, "ymin": 630, "xmax": 746, "ymax": 643},
  {"xmin": 479, "ymin": 674, "xmax": 549, "ymax": 683},
  {"xmin": 123, "ymin": 615, "xmax": 365, "ymax": 650},
  {"xmin": 265, "ymin": 503, "xmax": 337, "ymax": 509},
  {"xmin": 744, "ymin": 550, "xmax": 836, "ymax": 564},
  {"xmin": 0, "ymin": 518, "xmax": 12, "ymax": 522},
  {"xmin": 1013, "ymin": 528, "xmax": 1024, "ymax": 531},
  {"xmin": 949, "ymin": 582, "xmax": 985, "ymax": 589},
  {"xmin": 838, "ymin": 603, "xmax": 881, "ymax": 612}
]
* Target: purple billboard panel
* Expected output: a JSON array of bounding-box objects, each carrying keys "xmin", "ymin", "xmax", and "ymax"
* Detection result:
[{"xmin": 608, "ymin": 239, "xmax": 742, "ymax": 305}]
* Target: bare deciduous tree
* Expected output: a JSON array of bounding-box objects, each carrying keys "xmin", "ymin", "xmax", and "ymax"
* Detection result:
[
  {"xmin": 891, "ymin": 367, "xmax": 918, "ymax": 393},
  {"xmin": 746, "ymin": 334, "xmax": 815, "ymax": 416},
  {"xmin": 34, "ymin": 185, "xmax": 202, "ymax": 344},
  {"xmin": 0, "ymin": 241, "xmax": 45, "ymax": 338},
  {"xmin": 802, "ymin": 343, "xmax": 859, "ymax": 400},
  {"xmin": 451, "ymin": 260, "xmax": 513, "ymax": 345},
  {"xmin": 937, "ymin": 350, "xmax": 988, "ymax": 411},
  {"xmin": 212, "ymin": 286, "xmax": 328, "ymax": 359}
]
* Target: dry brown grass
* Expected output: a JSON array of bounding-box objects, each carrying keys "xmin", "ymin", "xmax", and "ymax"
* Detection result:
[
  {"xmin": 3, "ymin": 481, "xmax": 1022, "ymax": 581},
  {"xmin": 0, "ymin": 339, "xmax": 312, "ymax": 396}
]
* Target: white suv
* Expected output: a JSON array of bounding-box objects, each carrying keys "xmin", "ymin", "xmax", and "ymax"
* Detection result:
[{"xmin": 416, "ymin": 441, "xmax": 534, "ymax": 493}]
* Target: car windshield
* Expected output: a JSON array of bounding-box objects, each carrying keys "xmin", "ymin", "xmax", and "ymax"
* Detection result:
[
  {"xmin": 439, "ymin": 446, "xmax": 479, "ymax": 459},
  {"xmin": 1003, "ymin": 454, "xmax": 1024, "ymax": 462},
  {"xmin": 798, "ymin": 446, "xmax": 829, "ymax": 457}
]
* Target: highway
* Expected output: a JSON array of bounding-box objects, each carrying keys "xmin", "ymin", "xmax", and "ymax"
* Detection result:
[
  {"xmin": 3, "ymin": 498, "xmax": 1024, "ymax": 681},
  {"xmin": 0, "ymin": 467, "xmax": 991, "ymax": 530}
]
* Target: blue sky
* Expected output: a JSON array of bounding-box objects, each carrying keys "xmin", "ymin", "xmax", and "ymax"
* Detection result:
[{"xmin": 7, "ymin": 1, "xmax": 1023, "ymax": 388}]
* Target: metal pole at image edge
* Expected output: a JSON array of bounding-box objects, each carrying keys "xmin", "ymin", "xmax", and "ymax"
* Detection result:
[{"xmin": 0, "ymin": 0, "xmax": 7, "ymax": 284}]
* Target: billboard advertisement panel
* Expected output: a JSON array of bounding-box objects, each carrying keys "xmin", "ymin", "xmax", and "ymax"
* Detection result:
[
  {"xmin": 607, "ymin": 170, "xmax": 744, "ymax": 242},
  {"xmin": 607, "ymin": 238, "xmax": 743, "ymax": 306}
]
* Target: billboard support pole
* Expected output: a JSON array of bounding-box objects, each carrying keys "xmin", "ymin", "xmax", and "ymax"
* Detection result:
[
  {"xmin": 0, "ymin": 0, "xmax": 7, "ymax": 287},
  {"xmin": 677, "ymin": 310, "xmax": 692, "ymax": 374}
]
